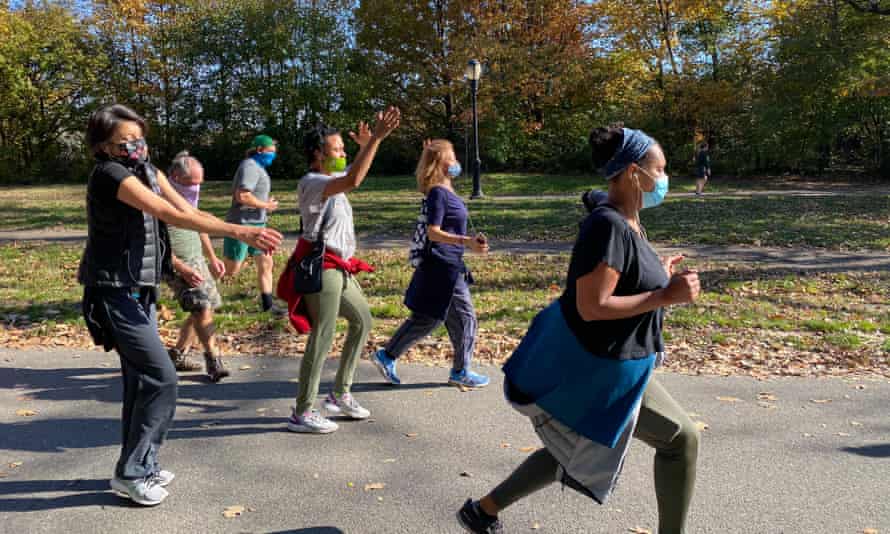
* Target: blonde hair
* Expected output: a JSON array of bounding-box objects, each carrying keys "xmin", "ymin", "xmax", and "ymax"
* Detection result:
[{"xmin": 415, "ymin": 139, "xmax": 453, "ymax": 194}]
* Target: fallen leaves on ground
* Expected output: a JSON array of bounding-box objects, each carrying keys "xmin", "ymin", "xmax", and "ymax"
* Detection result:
[
  {"xmin": 863, "ymin": 529, "xmax": 878, "ymax": 534},
  {"xmin": 8, "ymin": 462, "xmax": 23, "ymax": 469},
  {"xmin": 459, "ymin": 471, "xmax": 474, "ymax": 478},
  {"xmin": 238, "ymin": 365, "xmax": 252, "ymax": 371},
  {"xmin": 716, "ymin": 396, "xmax": 743, "ymax": 403},
  {"xmin": 222, "ymin": 505, "xmax": 245, "ymax": 518},
  {"xmin": 518, "ymin": 446, "xmax": 537, "ymax": 453},
  {"xmin": 694, "ymin": 421, "xmax": 710, "ymax": 432},
  {"xmin": 364, "ymin": 482, "xmax": 385, "ymax": 491},
  {"xmin": 810, "ymin": 399, "xmax": 833, "ymax": 404},
  {"xmin": 629, "ymin": 527, "xmax": 652, "ymax": 534},
  {"xmin": 531, "ymin": 521, "xmax": 541, "ymax": 530},
  {"xmin": 15, "ymin": 409, "xmax": 38, "ymax": 417},
  {"xmin": 404, "ymin": 433, "xmax": 418, "ymax": 438}
]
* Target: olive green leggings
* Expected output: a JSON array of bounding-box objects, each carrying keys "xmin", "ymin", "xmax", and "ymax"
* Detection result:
[
  {"xmin": 488, "ymin": 378, "xmax": 699, "ymax": 534},
  {"xmin": 295, "ymin": 269, "xmax": 372, "ymax": 414}
]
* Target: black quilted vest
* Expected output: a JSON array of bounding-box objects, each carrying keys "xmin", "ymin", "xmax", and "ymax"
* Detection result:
[{"xmin": 78, "ymin": 159, "xmax": 171, "ymax": 288}]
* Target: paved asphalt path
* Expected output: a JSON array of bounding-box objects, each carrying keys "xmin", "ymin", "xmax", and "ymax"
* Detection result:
[{"xmin": 1, "ymin": 349, "xmax": 889, "ymax": 533}]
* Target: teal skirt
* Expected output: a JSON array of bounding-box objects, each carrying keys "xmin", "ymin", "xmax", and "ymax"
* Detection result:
[{"xmin": 502, "ymin": 301, "xmax": 655, "ymax": 448}]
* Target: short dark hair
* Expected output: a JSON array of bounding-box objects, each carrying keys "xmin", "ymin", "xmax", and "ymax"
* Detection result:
[
  {"xmin": 302, "ymin": 123, "xmax": 340, "ymax": 164},
  {"xmin": 86, "ymin": 104, "xmax": 147, "ymax": 155}
]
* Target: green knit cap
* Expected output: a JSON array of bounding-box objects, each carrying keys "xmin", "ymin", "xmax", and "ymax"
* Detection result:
[{"xmin": 251, "ymin": 134, "xmax": 276, "ymax": 148}]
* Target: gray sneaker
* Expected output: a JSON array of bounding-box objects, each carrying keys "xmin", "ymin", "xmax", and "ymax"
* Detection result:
[
  {"xmin": 286, "ymin": 409, "xmax": 339, "ymax": 434},
  {"xmin": 323, "ymin": 392, "xmax": 371, "ymax": 420},
  {"xmin": 110, "ymin": 476, "xmax": 169, "ymax": 506}
]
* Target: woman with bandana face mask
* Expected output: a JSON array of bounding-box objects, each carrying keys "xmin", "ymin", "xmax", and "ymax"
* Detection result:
[
  {"xmin": 79, "ymin": 105, "xmax": 282, "ymax": 507},
  {"xmin": 282, "ymin": 107, "xmax": 400, "ymax": 434},
  {"xmin": 457, "ymin": 127, "xmax": 701, "ymax": 534},
  {"xmin": 372, "ymin": 139, "xmax": 491, "ymax": 390}
]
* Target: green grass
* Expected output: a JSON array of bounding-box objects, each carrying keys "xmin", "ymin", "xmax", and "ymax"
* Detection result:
[
  {"xmin": 1, "ymin": 176, "xmax": 887, "ymax": 251},
  {"xmin": 2, "ymin": 243, "xmax": 888, "ymax": 375}
]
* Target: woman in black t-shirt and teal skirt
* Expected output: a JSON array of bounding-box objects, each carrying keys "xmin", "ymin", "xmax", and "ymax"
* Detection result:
[{"xmin": 457, "ymin": 127, "xmax": 702, "ymax": 534}]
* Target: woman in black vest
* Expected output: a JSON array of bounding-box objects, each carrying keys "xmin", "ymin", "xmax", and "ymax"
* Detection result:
[{"xmin": 80, "ymin": 104, "xmax": 282, "ymax": 506}]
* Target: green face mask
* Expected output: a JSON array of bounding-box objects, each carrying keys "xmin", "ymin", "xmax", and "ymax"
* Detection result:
[{"xmin": 323, "ymin": 156, "xmax": 347, "ymax": 173}]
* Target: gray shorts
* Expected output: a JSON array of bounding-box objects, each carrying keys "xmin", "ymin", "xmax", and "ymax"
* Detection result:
[{"xmin": 167, "ymin": 258, "xmax": 222, "ymax": 312}]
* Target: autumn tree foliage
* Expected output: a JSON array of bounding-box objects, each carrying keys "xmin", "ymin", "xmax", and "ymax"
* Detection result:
[{"xmin": 1, "ymin": 0, "xmax": 888, "ymax": 182}]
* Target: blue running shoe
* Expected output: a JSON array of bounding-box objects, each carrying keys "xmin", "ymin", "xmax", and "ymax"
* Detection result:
[
  {"xmin": 372, "ymin": 349, "xmax": 401, "ymax": 386},
  {"xmin": 449, "ymin": 368, "xmax": 489, "ymax": 388}
]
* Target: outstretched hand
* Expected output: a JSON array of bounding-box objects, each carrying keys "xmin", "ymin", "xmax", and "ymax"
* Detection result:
[
  {"xmin": 244, "ymin": 226, "xmax": 283, "ymax": 255},
  {"xmin": 348, "ymin": 121, "xmax": 372, "ymax": 148},
  {"xmin": 372, "ymin": 106, "xmax": 401, "ymax": 140}
]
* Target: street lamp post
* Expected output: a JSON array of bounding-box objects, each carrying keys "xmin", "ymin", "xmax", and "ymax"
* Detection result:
[{"xmin": 465, "ymin": 59, "xmax": 483, "ymax": 199}]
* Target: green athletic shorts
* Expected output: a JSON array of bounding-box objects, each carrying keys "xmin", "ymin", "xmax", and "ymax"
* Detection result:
[{"xmin": 222, "ymin": 222, "xmax": 266, "ymax": 262}]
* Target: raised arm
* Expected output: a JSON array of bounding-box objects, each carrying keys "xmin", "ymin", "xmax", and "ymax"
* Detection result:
[{"xmin": 322, "ymin": 106, "xmax": 400, "ymax": 198}]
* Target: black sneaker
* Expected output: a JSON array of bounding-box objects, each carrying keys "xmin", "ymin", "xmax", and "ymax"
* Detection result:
[{"xmin": 457, "ymin": 499, "xmax": 503, "ymax": 534}]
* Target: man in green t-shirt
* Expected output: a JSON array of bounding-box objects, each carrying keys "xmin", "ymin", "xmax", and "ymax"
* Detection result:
[{"xmin": 164, "ymin": 151, "xmax": 230, "ymax": 382}]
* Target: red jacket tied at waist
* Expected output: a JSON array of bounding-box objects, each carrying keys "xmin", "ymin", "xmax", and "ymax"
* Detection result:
[{"xmin": 276, "ymin": 238, "xmax": 374, "ymax": 334}]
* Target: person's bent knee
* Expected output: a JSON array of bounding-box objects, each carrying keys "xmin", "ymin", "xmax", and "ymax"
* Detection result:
[{"xmin": 673, "ymin": 421, "xmax": 700, "ymax": 463}]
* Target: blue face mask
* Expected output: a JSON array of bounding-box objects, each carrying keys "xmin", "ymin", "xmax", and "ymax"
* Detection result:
[
  {"xmin": 252, "ymin": 152, "xmax": 276, "ymax": 168},
  {"xmin": 447, "ymin": 162, "xmax": 462, "ymax": 178},
  {"xmin": 641, "ymin": 172, "xmax": 669, "ymax": 209}
]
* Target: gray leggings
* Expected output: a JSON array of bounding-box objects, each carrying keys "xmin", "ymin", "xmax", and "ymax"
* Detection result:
[
  {"xmin": 488, "ymin": 378, "xmax": 699, "ymax": 534},
  {"xmin": 384, "ymin": 276, "xmax": 476, "ymax": 372}
]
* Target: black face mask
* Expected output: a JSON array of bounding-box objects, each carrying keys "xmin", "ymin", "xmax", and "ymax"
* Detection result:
[{"xmin": 111, "ymin": 138, "xmax": 149, "ymax": 167}]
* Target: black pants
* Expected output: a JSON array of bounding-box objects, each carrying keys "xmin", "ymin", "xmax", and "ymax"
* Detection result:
[{"xmin": 84, "ymin": 286, "xmax": 178, "ymax": 480}]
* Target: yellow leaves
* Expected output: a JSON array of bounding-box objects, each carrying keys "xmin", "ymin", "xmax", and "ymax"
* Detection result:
[
  {"xmin": 628, "ymin": 527, "xmax": 652, "ymax": 534},
  {"xmin": 810, "ymin": 399, "xmax": 832, "ymax": 404},
  {"xmin": 518, "ymin": 446, "xmax": 537, "ymax": 453},
  {"xmin": 363, "ymin": 482, "xmax": 385, "ymax": 491},
  {"xmin": 716, "ymin": 396, "xmax": 743, "ymax": 403},
  {"xmin": 15, "ymin": 409, "xmax": 38, "ymax": 417},
  {"xmin": 404, "ymin": 433, "xmax": 418, "ymax": 439},
  {"xmin": 222, "ymin": 505, "xmax": 245, "ymax": 518}
]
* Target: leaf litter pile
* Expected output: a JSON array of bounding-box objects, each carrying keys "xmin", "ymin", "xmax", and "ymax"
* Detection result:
[{"xmin": 1, "ymin": 245, "xmax": 888, "ymax": 378}]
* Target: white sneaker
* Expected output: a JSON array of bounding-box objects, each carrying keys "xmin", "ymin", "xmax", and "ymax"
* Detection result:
[
  {"xmin": 286, "ymin": 408, "xmax": 339, "ymax": 434},
  {"xmin": 151, "ymin": 470, "xmax": 175, "ymax": 487},
  {"xmin": 110, "ymin": 476, "xmax": 169, "ymax": 506},
  {"xmin": 323, "ymin": 392, "xmax": 371, "ymax": 420}
]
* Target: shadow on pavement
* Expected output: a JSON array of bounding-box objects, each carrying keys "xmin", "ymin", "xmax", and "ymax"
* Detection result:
[
  {"xmin": 0, "ymin": 417, "xmax": 290, "ymax": 453},
  {"xmin": 0, "ymin": 478, "xmax": 133, "ymax": 512},
  {"xmin": 841, "ymin": 443, "xmax": 890, "ymax": 458},
  {"xmin": 4, "ymin": 367, "xmax": 452, "ymax": 406},
  {"xmin": 266, "ymin": 529, "xmax": 345, "ymax": 534}
]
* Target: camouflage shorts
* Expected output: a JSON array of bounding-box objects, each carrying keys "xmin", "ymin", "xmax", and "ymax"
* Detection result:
[{"xmin": 167, "ymin": 258, "xmax": 222, "ymax": 312}]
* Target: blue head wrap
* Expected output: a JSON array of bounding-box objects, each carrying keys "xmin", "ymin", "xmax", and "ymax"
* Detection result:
[{"xmin": 604, "ymin": 128, "xmax": 655, "ymax": 179}]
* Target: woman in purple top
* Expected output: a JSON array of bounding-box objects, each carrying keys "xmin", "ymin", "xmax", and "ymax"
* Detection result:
[{"xmin": 372, "ymin": 139, "xmax": 491, "ymax": 388}]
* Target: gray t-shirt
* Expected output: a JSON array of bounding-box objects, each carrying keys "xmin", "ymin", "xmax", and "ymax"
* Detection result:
[
  {"xmin": 298, "ymin": 171, "xmax": 356, "ymax": 260},
  {"xmin": 226, "ymin": 157, "xmax": 271, "ymax": 224}
]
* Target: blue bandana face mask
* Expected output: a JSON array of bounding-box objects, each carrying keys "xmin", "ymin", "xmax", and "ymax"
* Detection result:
[
  {"xmin": 252, "ymin": 151, "xmax": 277, "ymax": 168},
  {"xmin": 640, "ymin": 171, "xmax": 669, "ymax": 209},
  {"xmin": 447, "ymin": 162, "xmax": 462, "ymax": 178}
]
